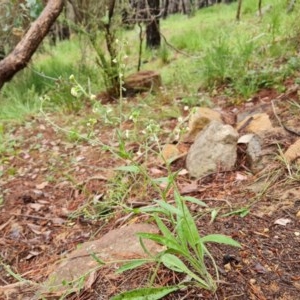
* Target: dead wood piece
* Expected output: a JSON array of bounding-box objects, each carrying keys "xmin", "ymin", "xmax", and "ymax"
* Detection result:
[{"xmin": 124, "ymin": 70, "xmax": 162, "ymax": 95}]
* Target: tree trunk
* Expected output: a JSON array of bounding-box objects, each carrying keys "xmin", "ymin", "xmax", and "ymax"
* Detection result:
[
  {"xmin": 258, "ymin": 0, "xmax": 262, "ymax": 17},
  {"xmin": 236, "ymin": 0, "xmax": 242, "ymax": 21},
  {"xmin": 0, "ymin": 0, "xmax": 64, "ymax": 90},
  {"xmin": 163, "ymin": 0, "xmax": 169, "ymax": 18},
  {"xmin": 146, "ymin": 0, "xmax": 161, "ymax": 49}
]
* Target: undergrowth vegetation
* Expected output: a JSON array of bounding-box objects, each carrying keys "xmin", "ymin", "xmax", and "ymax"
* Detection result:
[
  {"xmin": 1, "ymin": 0, "xmax": 300, "ymax": 298},
  {"xmin": 1, "ymin": 0, "xmax": 300, "ymax": 119}
]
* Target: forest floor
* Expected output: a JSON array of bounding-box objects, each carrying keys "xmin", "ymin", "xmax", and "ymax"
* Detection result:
[{"xmin": 1, "ymin": 82, "xmax": 300, "ymax": 299}]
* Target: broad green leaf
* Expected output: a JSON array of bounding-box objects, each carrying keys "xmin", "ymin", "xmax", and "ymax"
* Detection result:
[
  {"xmin": 139, "ymin": 206, "xmax": 169, "ymax": 215},
  {"xmin": 137, "ymin": 233, "xmax": 185, "ymax": 255},
  {"xmin": 239, "ymin": 209, "xmax": 250, "ymax": 217},
  {"xmin": 201, "ymin": 234, "xmax": 241, "ymax": 247},
  {"xmin": 173, "ymin": 191, "xmax": 202, "ymax": 252},
  {"xmin": 182, "ymin": 196, "xmax": 208, "ymax": 207},
  {"xmin": 175, "ymin": 218, "xmax": 189, "ymax": 252},
  {"xmin": 160, "ymin": 254, "xmax": 209, "ymax": 288},
  {"xmin": 222, "ymin": 207, "xmax": 249, "ymax": 218},
  {"xmin": 116, "ymin": 259, "xmax": 150, "ymax": 274},
  {"xmin": 180, "ymin": 205, "xmax": 201, "ymax": 248},
  {"xmin": 153, "ymin": 214, "xmax": 174, "ymax": 240},
  {"xmin": 110, "ymin": 285, "xmax": 180, "ymax": 300},
  {"xmin": 174, "ymin": 190, "xmax": 182, "ymax": 207},
  {"xmin": 115, "ymin": 165, "xmax": 140, "ymax": 173},
  {"xmin": 155, "ymin": 200, "xmax": 182, "ymax": 216},
  {"xmin": 160, "ymin": 253, "xmax": 189, "ymax": 273}
]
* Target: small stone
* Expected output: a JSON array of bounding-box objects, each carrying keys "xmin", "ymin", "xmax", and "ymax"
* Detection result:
[
  {"xmin": 284, "ymin": 140, "xmax": 300, "ymax": 163},
  {"xmin": 224, "ymin": 263, "xmax": 232, "ymax": 272},
  {"xmin": 296, "ymin": 211, "xmax": 300, "ymax": 219},
  {"xmin": 249, "ymin": 278, "xmax": 256, "ymax": 284},
  {"xmin": 185, "ymin": 107, "xmax": 223, "ymax": 141},
  {"xmin": 160, "ymin": 144, "xmax": 180, "ymax": 162},
  {"xmin": 238, "ymin": 133, "xmax": 262, "ymax": 170},
  {"xmin": 236, "ymin": 113, "xmax": 273, "ymax": 134}
]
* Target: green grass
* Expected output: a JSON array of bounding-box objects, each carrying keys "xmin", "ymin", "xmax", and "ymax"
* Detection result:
[
  {"xmin": 1, "ymin": 0, "xmax": 300, "ymax": 118},
  {"xmin": 0, "ymin": 38, "xmax": 103, "ymax": 120},
  {"xmin": 158, "ymin": 0, "xmax": 300, "ymax": 98}
]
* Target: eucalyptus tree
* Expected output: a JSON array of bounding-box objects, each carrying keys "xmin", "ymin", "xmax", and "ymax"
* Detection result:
[{"xmin": 0, "ymin": 0, "xmax": 64, "ymax": 89}]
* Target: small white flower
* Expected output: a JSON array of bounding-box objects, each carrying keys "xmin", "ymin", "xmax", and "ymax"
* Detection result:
[
  {"xmin": 178, "ymin": 117, "xmax": 183, "ymax": 122},
  {"xmin": 112, "ymin": 58, "xmax": 117, "ymax": 63},
  {"xmin": 90, "ymin": 94, "xmax": 96, "ymax": 100},
  {"xmin": 71, "ymin": 87, "xmax": 79, "ymax": 97},
  {"xmin": 184, "ymin": 106, "xmax": 189, "ymax": 111}
]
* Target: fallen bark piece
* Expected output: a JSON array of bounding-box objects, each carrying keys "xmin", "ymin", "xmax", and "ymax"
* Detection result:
[{"xmin": 124, "ymin": 70, "xmax": 162, "ymax": 95}]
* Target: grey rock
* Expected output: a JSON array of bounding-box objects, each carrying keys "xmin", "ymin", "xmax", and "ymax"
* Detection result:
[
  {"xmin": 238, "ymin": 134, "xmax": 263, "ymax": 171},
  {"xmin": 186, "ymin": 121, "xmax": 238, "ymax": 178}
]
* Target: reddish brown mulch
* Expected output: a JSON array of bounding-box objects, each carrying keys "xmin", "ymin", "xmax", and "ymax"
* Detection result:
[{"xmin": 1, "ymin": 86, "xmax": 300, "ymax": 299}]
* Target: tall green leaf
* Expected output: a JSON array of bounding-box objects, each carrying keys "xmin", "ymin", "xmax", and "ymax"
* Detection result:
[
  {"xmin": 137, "ymin": 233, "xmax": 185, "ymax": 255},
  {"xmin": 110, "ymin": 285, "xmax": 180, "ymax": 300},
  {"xmin": 115, "ymin": 165, "xmax": 140, "ymax": 173},
  {"xmin": 160, "ymin": 254, "xmax": 209, "ymax": 289},
  {"xmin": 201, "ymin": 234, "xmax": 241, "ymax": 247},
  {"xmin": 116, "ymin": 259, "xmax": 151, "ymax": 274},
  {"xmin": 182, "ymin": 196, "xmax": 208, "ymax": 207},
  {"xmin": 175, "ymin": 191, "xmax": 201, "ymax": 250},
  {"xmin": 153, "ymin": 214, "xmax": 174, "ymax": 240},
  {"xmin": 154, "ymin": 200, "xmax": 182, "ymax": 216}
]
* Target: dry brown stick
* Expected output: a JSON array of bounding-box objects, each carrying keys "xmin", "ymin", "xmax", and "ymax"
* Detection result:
[{"xmin": 271, "ymin": 99, "xmax": 300, "ymax": 136}]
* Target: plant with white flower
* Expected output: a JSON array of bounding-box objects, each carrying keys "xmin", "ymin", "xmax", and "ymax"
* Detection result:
[
  {"xmin": 69, "ymin": 74, "xmax": 95, "ymax": 101},
  {"xmin": 86, "ymin": 118, "xmax": 97, "ymax": 138},
  {"xmin": 129, "ymin": 109, "xmax": 140, "ymax": 123},
  {"xmin": 71, "ymin": 86, "xmax": 81, "ymax": 98},
  {"xmin": 145, "ymin": 120, "xmax": 161, "ymax": 142}
]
